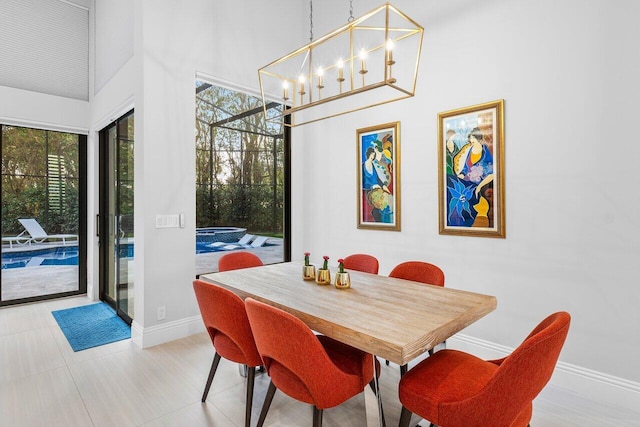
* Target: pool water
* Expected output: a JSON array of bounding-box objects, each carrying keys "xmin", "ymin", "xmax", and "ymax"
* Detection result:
[{"xmin": 2, "ymin": 247, "xmax": 79, "ymax": 269}]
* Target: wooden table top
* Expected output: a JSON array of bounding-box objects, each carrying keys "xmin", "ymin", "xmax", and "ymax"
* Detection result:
[{"xmin": 200, "ymin": 262, "xmax": 497, "ymax": 365}]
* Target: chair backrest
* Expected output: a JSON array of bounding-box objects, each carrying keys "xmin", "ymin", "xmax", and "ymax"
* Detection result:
[
  {"xmin": 343, "ymin": 253, "xmax": 379, "ymax": 274},
  {"xmin": 236, "ymin": 234, "xmax": 254, "ymax": 245},
  {"xmin": 192, "ymin": 280, "xmax": 262, "ymax": 366},
  {"xmin": 244, "ymin": 298, "xmax": 361, "ymax": 408},
  {"xmin": 442, "ymin": 311, "xmax": 571, "ymax": 426},
  {"xmin": 218, "ymin": 251, "xmax": 264, "ymax": 272},
  {"xmin": 389, "ymin": 261, "xmax": 445, "ymax": 286},
  {"xmin": 250, "ymin": 236, "xmax": 268, "ymax": 248},
  {"xmin": 18, "ymin": 218, "xmax": 48, "ymax": 238}
]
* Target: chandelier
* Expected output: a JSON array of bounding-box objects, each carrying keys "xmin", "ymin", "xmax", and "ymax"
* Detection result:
[{"xmin": 258, "ymin": 2, "xmax": 423, "ymax": 127}]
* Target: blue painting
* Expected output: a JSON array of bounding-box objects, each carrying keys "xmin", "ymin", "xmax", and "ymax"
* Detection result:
[
  {"xmin": 357, "ymin": 122, "xmax": 400, "ymax": 231},
  {"xmin": 438, "ymin": 100, "xmax": 504, "ymax": 237}
]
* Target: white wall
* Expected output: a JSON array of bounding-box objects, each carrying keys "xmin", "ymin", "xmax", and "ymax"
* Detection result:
[
  {"xmin": 125, "ymin": 0, "xmax": 306, "ymax": 346},
  {"xmin": 298, "ymin": 0, "xmax": 640, "ymax": 387}
]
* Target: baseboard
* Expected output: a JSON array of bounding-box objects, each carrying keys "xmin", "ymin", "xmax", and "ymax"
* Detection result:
[
  {"xmin": 131, "ymin": 315, "xmax": 205, "ymax": 349},
  {"xmin": 448, "ymin": 334, "xmax": 640, "ymax": 412}
]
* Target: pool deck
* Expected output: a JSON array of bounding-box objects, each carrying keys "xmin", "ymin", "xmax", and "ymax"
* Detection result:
[
  {"xmin": 195, "ymin": 236, "xmax": 284, "ymax": 275},
  {"xmin": 2, "ymin": 237, "xmax": 285, "ymax": 302}
]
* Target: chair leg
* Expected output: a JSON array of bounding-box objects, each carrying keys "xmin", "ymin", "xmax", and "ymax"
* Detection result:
[
  {"xmin": 245, "ymin": 366, "xmax": 256, "ymax": 427},
  {"xmin": 256, "ymin": 380, "xmax": 277, "ymax": 427},
  {"xmin": 313, "ymin": 406, "xmax": 323, "ymax": 427},
  {"xmin": 201, "ymin": 352, "xmax": 221, "ymax": 402},
  {"xmin": 368, "ymin": 379, "xmax": 387, "ymax": 427},
  {"xmin": 400, "ymin": 364, "xmax": 408, "ymax": 377},
  {"xmin": 398, "ymin": 406, "xmax": 412, "ymax": 427}
]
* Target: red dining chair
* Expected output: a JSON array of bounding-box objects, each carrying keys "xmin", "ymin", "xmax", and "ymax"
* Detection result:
[
  {"xmin": 218, "ymin": 251, "xmax": 263, "ymax": 272},
  {"xmin": 398, "ymin": 311, "xmax": 571, "ymax": 427},
  {"xmin": 192, "ymin": 280, "xmax": 263, "ymax": 427},
  {"xmin": 388, "ymin": 261, "xmax": 446, "ymax": 373},
  {"xmin": 343, "ymin": 253, "xmax": 379, "ymax": 274},
  {"xmin": 389, "ymin": 261, "xmax": 445, "ymax": 287},
  {"xmin": 244, "ymin": 298, "xmax": 382, "ymax": 427}
]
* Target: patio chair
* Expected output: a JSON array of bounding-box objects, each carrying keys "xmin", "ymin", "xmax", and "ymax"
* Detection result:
[
  {"xmin": 221, "ymin": 235, "xmax": 268, "ymax": 251},
  {"xmin": 1, "ymin": 234, "xmax": 32, "ymax": 248},
  {"xmin": 18, "ymin": 218, "xmax": 78, "ymax": 245},
  {"xmin": 208, "ymin": 234, "xmax": 254, "ymax": 249}
]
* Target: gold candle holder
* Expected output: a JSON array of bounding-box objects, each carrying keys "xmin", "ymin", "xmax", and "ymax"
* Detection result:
[
  {"xmin": 302, "ymin": 265, "xmax": 316, "ymax": 280},
  {"xmin": 334, "ymin": 272, "xmax": 351, "ymax": 289},
  {"xmin": 298, "ymin": 75, "xmax": 306, "ymax": 104},
  {"xmin": 317, "ymin": 67, "xmax": 324, "ymax": 98},
  {"xmin": 386, "ymin": 39, "xmax": 397, "ymax": 84},
  {"xmin": 337, "ymin": 59, "xmax": 345, "ymax": 93},
  {"xmin": 359, "ymin": 49, "xmax": 368, "ymax": 87},
  {"xmin": 316, "ymin": 269, "xmax": 331, "ymax": 285}
]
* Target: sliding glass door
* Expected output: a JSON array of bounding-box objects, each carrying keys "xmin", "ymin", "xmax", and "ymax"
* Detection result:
[
  {"xmin": 0, "ymin": 125, "xmax": 86, "ymax": 306},
  {"xmin": 99, "ymin": 111, "xmax": 134, "ymax": 323}
]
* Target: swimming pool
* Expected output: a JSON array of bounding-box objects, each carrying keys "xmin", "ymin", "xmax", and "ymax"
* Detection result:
[
  {"xmin": 2, "ymin": 234, "xmax": 265, "ymax": 269},
  {"xmin": 1, "ymin": 246, "xmax": 79, "ymax": 269},
  {"xmin": 196, "ymin": 226, "xmax": 247, "ymax": 244},
  {"xmin": 1, "ymin": 243, "xmax": 134, "ymax": 269}
]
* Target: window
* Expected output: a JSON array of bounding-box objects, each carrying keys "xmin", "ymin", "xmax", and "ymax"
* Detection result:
[{"xmin": 195, "ymin": 81, "xmax": 290, "ymax": 272}]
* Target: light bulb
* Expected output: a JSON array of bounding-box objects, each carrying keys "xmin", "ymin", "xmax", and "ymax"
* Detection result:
[{"xmin": 386, "ymin": 39, "xmax": 394, "ymax": 51}]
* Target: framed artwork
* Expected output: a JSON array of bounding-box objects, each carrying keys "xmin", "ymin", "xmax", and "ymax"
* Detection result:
[
  {"xmin": 357, "ymin": 121, "xmax": 401, "ymax": 231},
  {"xmin": 438, "ymin": 99, "xmax": 505, "ymax": 238}
]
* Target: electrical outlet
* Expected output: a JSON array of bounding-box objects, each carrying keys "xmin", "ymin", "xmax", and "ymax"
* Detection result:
[{"xmin": 157, "ymin": 305, "xmax": 166, "ymax": 320}]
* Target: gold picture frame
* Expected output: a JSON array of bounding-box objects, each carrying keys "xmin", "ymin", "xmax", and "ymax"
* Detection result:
[
  {"xmin": 357, "ymin": 122, "xmax": 401, "ymax": 231},
  {"xmin": 438, "ymin": 100, "xmax": 505, "ymax": 237}
]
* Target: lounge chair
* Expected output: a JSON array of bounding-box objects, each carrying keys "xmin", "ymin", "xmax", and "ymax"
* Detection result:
[
  {"xmin": 17, "ymin": 218, "xmax": 78, "ymax": 245},
  {"xmin": 221, "ymin": 235, "xmax": 268, "ymax": 251},
  {"xmin": 1, "ymin": 234, "xmax": 32, "ymax": 248},
  {"xmin": 208, "ymin": 234, "xmax": 254, "ymax": 249}
]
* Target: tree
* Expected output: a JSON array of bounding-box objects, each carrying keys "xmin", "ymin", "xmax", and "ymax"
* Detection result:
[{"xmin": 195, "ymin": 82, "xmax": 285, "ymax": 234}]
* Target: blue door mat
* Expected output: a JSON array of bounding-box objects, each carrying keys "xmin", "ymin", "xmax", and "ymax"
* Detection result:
[{"xmin": 52, "ymin": 302, "xmax": 131, "ymax": 352}]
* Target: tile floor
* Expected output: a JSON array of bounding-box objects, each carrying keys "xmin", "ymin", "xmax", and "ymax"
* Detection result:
[{"xmin": 1, "ymin": 296, "xmax": 638, "ymax": 427}]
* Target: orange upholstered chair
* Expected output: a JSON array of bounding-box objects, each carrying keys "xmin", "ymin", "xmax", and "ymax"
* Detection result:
[
  {"xmin": 244, "ymin": 298, "xmax": 381, "ymax": 427},
  {"xmin": 389, "ymin": 261, "xmax": 445, "ymax": 287},
  {"xmin": 388, "ymin": 261, "xmax": 446, "ymax": 373},
  {"xmin": 218, "ymin": 251, "xmax": 263, "ymax": 272},
  {"xmin": 343, "ymin": 253, "xmax": 379, "ymax": 274},
  {"xmin": 192, "ymin": 280, "xmax": 262, "ymax": 427},
  {"xmin": 398, "ymin": 311, "xmax": 571, "ymax": 427}
]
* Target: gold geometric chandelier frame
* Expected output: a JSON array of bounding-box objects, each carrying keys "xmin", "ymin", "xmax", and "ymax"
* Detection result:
[{"xmin": 259, "ymin": 3, "xmax": 424, "ymax": 127}]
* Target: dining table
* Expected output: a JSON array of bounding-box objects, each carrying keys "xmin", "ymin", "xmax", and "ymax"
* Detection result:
[{"xmin": 200, "ymin": 261, "xmax": 497, "ymax": 426}]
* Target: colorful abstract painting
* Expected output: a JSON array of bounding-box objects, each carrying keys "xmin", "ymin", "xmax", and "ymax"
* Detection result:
[
  {"xmin": 357, "ymin": 122, "xmax": 401, "ymax": 231},
  {"xmin": 438, "ymin": 100, "xmax": 505, "ymax": 237}
]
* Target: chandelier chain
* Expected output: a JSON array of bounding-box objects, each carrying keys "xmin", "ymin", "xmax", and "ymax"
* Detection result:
[
  {"xmin": 348, "ymin": 0, "xmax": 354, "ymax": 22},
  {"xmin": 309, "ymin": 0, "xmax": 314, "ymax": 41}
]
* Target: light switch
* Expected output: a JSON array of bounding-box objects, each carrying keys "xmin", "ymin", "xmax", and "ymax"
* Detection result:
[{"xmin": 155, "ymin": 214, "xmax": 180, "ymax": 228}]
